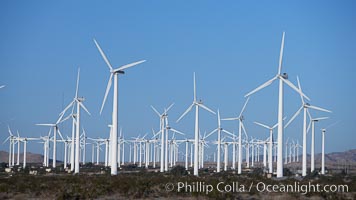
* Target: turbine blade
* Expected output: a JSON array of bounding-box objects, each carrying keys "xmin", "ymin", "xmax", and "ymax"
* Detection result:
[
  {"xmin": 222, "ymin": 129, "xmax": 234, "ymax": 137},
  {"xmin": 254, "ymin": 121, "xmax": 271, "ymax": 130},
  {"xmin": 100, "ymin": 73, "xmax": 113, "ymax": 115},
  {"xmin": 57, "ymin": 128, "xmax": 64, "ymax": 141},
  {"xmin": 36, "ymin": 124, "xmax": 55, "ymax": 126},
  {"xmin": 239, "ymin": 97, "xmax": 250, "ymax": 117},
  {"xmin": 307, "ymin": 109, "xmax": 312, "ymax": 121},
  {"xmin": 296, "ymin": 76, "xmax": 305, "ymax": 104},
  {"xmin": 272, "ymin": 121, "xmax": 279, "ymax": 129},
  {"xmin": 150, "ymin": 105, "xmax": 161, "ymax": 117},
  {"xmin": 278, "ymin": 32, "xmax": 285, "ymax": 75},
  {"xmin": 2, "ymin": 136, "xmax": 10, "ymax": 144},
  {"xmin": 281, "ymin": 78, "xmax": 310, "ymax": 101},
  {"xmin": 165, "ymin": 103, "xmax": 175, "ymax": 113},
  {"xmin": 7, "ymin": 125, "xmax": 13, "ymax": 136},
  {"xmin": 116, "ymin": 60, "xmax": 146, "ymax": 71},
  {"xmin": 198, "ymin": 104, "xmax": 216, "ymax": 115},
  {"xmin": 176, "ymin": 104, "xmax": 194, "ymax": 122},
  {"xmin": 59, "ymin": 101, "xmax": 74, "ymax": 117},
  {"xmin": 152, "ymin": 129, "xmax": 161, "ymax": 138},
  {"xmin": 205, "ymin": 128, "xmax": 218, "ymax": 139},
  {"xmin": 241, "ymin": 122, "xmax": 248, "ymax": 139},
  {"xmin": 56, "ymin": 112, "xmax": 65, "ymax": 124},
  {"xmin": 307, "ymin": 120, "xmax": 312, "ymax": 133},
  {"xmin": 313, "ymin": 117, "xmax": 329, "ymax": 121},
  {"xmin": 221, "ymin": 117, "xmax": 239, "ymax": 121},
  {"xmin": 284, "ymin": 106, "xmax": 303, "ymax": 128},
  {"xmin": 170, "ymin": 128, "xmax": 185, "ymax": 136},
  {"xmin": 80, "ymin": 102, "xmax": 91, "ymax": 115},
  {"xmin": 93, "ymin": 38, "xmax": 113, "ymax": 70},
  {"xmin": 307, "ymin": 105, "xmax": 332, "ymax": 113},
  {"xmin": 193, "ymin": 72, "xmax": 196, "ymax": 102},
  {"xmin": 217, "ymin": 109, "xmax": 221, "ymax": 127},
  {"xmin": 47, "ymin": 128, "xmax": 52, "ymax": 137},
  {"xmin": 244, "ymin": 76, "xmax": 277, "ymax": 97},
  {"xmin": 59, "ymin": 114, "xmax": 72, "ymax": 124},
  {"xmin": 325, "ymin": 120, "xmax": 340, "ymax": 129},
  {"xmin": 75, "ymin": 68, "xmax": 80, "ymax": 98}
]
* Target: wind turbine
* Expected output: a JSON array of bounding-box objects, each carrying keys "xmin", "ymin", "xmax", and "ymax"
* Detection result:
[
  {"xmin": 176, "ymin": 72, "xmax": 216, "ymax": 176},
  {"xmin": 20, "ymin": 137, "xmax": 40, "ymax": 168},
  {"xmin": 284, "ymin": 76, "xmax": 331, "ymax": 176},
  {"xmin": 3, "ymin": 126, "xmax": 15, "ymax": 167},
  {"xmin": 93, "ymin": 39, "xmax": 145, "ymax": 175},
  {"xmin": 164, "ymin": 115, "xmax": 184, "ymax": 171},
  {"xmin": 59, "ymin": 68, "xmax": 90, "ymax": 173},
  {"xmin": 39, "ymin": 129, "xmax": 52, "ymax": 167},
  {"xmin": 198, "ymin": 131, "xmax": 210, "ymax": 169},
  {"xmin": 254, "ymin": 119, "xmax": 280, "ymax": 173},
  {"xmin": 36, "ymin": 113, "xmax": 65, "ymax": 168},
  {"xmin": 151, "ymin": 103, "xmax": 174, "ymax": 172},
  {"xmin": 206, "ymin": 110, "xmax": 233, "ymax": 172},
  {"xmin": 320, "ymin": 121, "xmax": 339, "ymax": 175},
  {"xmin": 284, "ymin": 137, "xmax": 289, "ymax": 164},
  {"xmin": 222, "ymin": 97, "xmax": 249, "ymax": 174},
  {"xmin": 244, "ymin": 32, "xmax": 310, "ymax": 177}
]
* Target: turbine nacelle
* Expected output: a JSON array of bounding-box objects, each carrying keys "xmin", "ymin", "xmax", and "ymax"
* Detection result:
[
  {"xmin": 111, "ymin": 70, "xmax": 125, "ymax": 74},
  {"xmin": 77, "ymin": 97, "xmax": 85, "ymax": 102},
  {"xmin": 240, "ymin": 115, "xmax": 245, "ymax": 121},
  {"xmin": 281, "ymin": 73, "xmax": 288, "ymax": 79}
]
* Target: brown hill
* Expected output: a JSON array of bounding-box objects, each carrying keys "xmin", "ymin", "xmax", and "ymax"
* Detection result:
[{"xmin": 0, "ymin": 151, "xmax": 43, "ymax": 163}]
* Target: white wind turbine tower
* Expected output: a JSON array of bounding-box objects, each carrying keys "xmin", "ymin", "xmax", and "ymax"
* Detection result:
[
  {"xmin": 320, "ymin": 121, "xmax": 339, "ymax": 175},
  {"xmin": 284, "ymin": 76, "xmax": 331, "ymax": 176},
  {"xmin": 220, "ymin": 138, "xmax": 231, "ymax": 171},
  {"xmin": 151, "ymin": 103, "xmax": 174, "ymax": 172},
  {"xmin": 15, "ymin": 131, "xmax": 21, "ymax": 166},
  {"xmin": 244, "ymin": 32, "xmax": 310, "ymax": 177},
  {"xmin": 94, "ymin": 39, "xmax": 146, "ymax": 175},
  {"xmin": 206, "ymin": 110, "xmax": 233, "ymax": 172},
  {"xmin": 254, "ymin": 120, "xmax": 279, "ymax": 173},
  {"xmin": 307, "ymin": 116, "xmax": 328, "ymax": 172},
  {"xmin": 222, "ymin": 97, "xmax": 249, "ymax": 174},
  {"xmin": 284, "ymin": 137, "xmax": 289, "ymax": 164},
  {"xmin": 177, "ymin": 72, "xmax": 216, "ymax": 176},
  {"xmin": 296, "ymin": 140, "xmax": 301, "ymax": 162},
  {"xmin": 60, "ymin": 68, "xmax": 91, "ymax": 173}
]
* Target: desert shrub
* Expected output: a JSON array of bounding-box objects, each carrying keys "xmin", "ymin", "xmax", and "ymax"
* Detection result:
[
  {"xmin": 283, "ymin": 167, "xmax": 293, "ymax": 177},
  {"xmin": 171, "ymin": 165, "xmax": 187, "ymax": 176}
]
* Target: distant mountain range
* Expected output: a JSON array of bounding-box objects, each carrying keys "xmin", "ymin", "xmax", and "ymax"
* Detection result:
[
  {"xmin": 1, "ymin": 149, "xmax": 355, "ymax": 164},
  {"xmin": 315, "ymin": 149, "xmax": 356, "ymax": 163},
  {"xmin": 0, "ymin": 151, "xmax": 44, "ymax": 164}
]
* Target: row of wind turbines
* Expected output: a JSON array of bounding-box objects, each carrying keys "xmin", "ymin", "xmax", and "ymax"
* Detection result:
[{"xmin": 2, "ymin": 32, "xmax": 335, "ymax": 178}]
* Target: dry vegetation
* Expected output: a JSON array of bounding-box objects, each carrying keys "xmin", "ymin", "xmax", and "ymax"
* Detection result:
[{"xmin": 0, "ymin": 163, "xmax": 355, "ymax": 199}]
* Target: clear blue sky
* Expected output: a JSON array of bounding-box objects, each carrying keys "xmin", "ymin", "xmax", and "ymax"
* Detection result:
[{"xmin": 0, "ymin": 1, "xmax": 355, "ymax": 159}]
